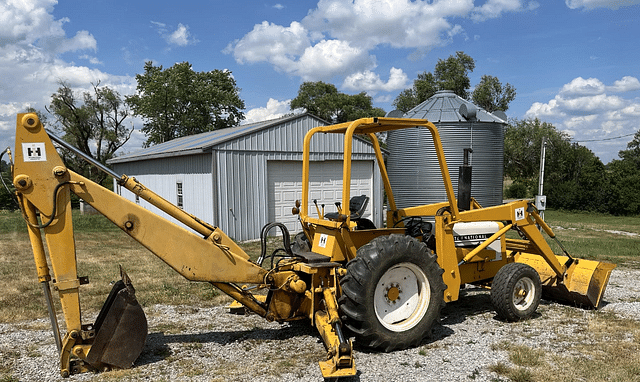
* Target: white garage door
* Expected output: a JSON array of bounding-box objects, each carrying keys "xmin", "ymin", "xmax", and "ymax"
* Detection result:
[{"xmin": 268, "ymin": 160, "xmax": 374, "ymax": 234}]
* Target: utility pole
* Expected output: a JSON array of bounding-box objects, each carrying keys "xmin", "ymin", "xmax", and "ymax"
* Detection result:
[{"xmin": 536, "ymin": 137, "xmax": 547, "ymax": 223}]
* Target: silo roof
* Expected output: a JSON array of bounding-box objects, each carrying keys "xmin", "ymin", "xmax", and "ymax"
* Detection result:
[{"xmin": 404, "ymin": 90, "xmax": 507, "ymax": 123}]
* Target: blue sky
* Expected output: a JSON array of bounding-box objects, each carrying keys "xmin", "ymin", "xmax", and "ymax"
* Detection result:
[{"xmin": 1, "ymin": 0, "xmax": 639, "ymax": 164}]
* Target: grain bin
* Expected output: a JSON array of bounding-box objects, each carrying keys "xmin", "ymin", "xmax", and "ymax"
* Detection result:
[{"xmin": 387, "ymin": 90, "xmax": 507, "ymax": 209}]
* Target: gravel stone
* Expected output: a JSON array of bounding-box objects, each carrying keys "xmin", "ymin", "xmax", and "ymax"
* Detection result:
[{"xmin": 1, "ymin": 267, "xmax": 638, "ymax": 382}]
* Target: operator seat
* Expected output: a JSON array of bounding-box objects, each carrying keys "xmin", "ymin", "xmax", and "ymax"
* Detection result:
[{"xmin": 325, "ymin": 195, "xmax": 376, "ymax": 230}]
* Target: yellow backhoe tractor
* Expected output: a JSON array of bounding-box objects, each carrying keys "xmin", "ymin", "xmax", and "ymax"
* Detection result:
[{"xmin": 9, "ymin": 114, "xmax": 614, "ymax": 379}]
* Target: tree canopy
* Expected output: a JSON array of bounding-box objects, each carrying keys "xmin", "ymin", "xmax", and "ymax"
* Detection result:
[
  {"xmin": 503, "ymin": 118, "xmax": 571, "ymax": 185},
  {"xmin": 471, "ymin": 75, "xmax": 516, "ymax": 113},
  {"xmin": 47, "ymin": 82, "xmax": 132, "ymax": 185},
  {"xmin": 606, "ymin": 130, "xmax": 640, "ymax": 215},
  {"xmin": 290, "ymin": 81, "xmax": 385, "ymax": 123},
  {"xmin": 393, "ymin": 52, "xmax": 516, "ymax": 114},
  {"xmin": 127, "ymin": 61, "xmax": 245, "ymax": 147},
  {"xmin": 392, "ymin": 52, "xmax": 475, "ymax": 112}
]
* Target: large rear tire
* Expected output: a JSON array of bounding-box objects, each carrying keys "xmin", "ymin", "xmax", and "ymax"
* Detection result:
[
  {"xmin": 490, "ymin": 262, "xmax": 542, "ymax": 322},
  {"xmin": 339, "ymin": 234, "xmax": 445, "ymax": 351}
]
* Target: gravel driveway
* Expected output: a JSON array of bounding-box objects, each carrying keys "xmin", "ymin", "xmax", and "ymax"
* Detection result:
[{"xmin": 1, "ymin": 267, "xmax": 639, "ymax": 382}]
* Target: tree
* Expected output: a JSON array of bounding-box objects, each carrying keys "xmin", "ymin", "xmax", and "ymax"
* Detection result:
[
  {"xmin": 290, "ymin": 81, "xmax": 385, "ymax": 123},
  {"xmin": 606, "ymin": 130, "xmax": 640, "ymax": 215},
  {"xmin": 0, "ymin": 158, "xmax": 16, "ymax": 210},
  {"xmin": 504, "ymin": 118, "xmax": 571, "ymax": 189},
  {"xmin": 434, "ymin": 51, "xmax": 475, "ymax": 99},
  {"xmin": 472, "ymin": 75, "xmax": 516, "ymax": 113},
  {"xmin": 545, "ymin": 143, "xmax": 608, "ymax": 212},
  {"xmin": 618, "ymin": 129, "xmax": 640, "ymax": 167},
  {"xmin": 48, "ymin": 82, "xmax": 133, "ymax": 185},
  {"xmin": 504, "ymin": 118, "xmax": 609, "ymax": 212},
  {"xmin": 393, "ymin": 52, "xmax": 475, "ymax": 112},
  {"xmin": 127, "ymin": 62, "xmax": 245, "ymax": 146}
]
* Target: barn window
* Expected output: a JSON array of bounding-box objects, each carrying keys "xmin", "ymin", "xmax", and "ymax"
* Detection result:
[{"xmin": 176, "ymin": 182, "xmax": 183, "ymax": 209}]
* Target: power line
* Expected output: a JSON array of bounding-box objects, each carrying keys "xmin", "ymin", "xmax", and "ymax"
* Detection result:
[{"xmin": 575, "ymin": 132, "xmax": 636, "ymax": 143}]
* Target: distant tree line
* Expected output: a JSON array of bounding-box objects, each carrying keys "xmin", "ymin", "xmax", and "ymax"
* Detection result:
[{"xmin": 505, "ymin": 118, "xmax": 640, "ymax": 216}]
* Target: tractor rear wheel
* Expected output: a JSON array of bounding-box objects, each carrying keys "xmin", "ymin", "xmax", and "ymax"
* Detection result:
[
  {"xmin": 490, "ymin": 262, "xmax": 542, "ymax": 321},
  {"xmin": 339, "ymin": 234, "xmax": 445, "ymax": 351}
]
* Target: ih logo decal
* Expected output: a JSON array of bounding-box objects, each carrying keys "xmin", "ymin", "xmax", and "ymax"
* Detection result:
[
  {"xmin": 515, "ymin": 207, "xmax": 525, "ymax": 221},
  {"xmin": 22, "ymin": 143, "xmax": 47, "ymax": 162},
  {"xmin": 318, "ymin": 234, "xmax": 329, "ymax": 248}
]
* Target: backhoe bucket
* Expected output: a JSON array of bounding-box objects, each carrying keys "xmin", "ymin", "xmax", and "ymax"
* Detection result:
[
  {"xmin": 86, "ymin": 270, "xmax": 147, "ymax": 369},
  {"xmin": 517, "ymin": 253, "xmax": 616, "ymax": 308}
]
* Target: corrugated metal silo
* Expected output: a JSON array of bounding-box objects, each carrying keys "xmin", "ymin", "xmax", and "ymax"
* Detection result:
[{"xmin": 387, "ymin": 90, "xmax": 506, "ymax": 209}]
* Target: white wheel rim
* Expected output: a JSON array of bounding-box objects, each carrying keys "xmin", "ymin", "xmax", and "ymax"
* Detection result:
[
  {"xmin": 512, "ymin": 277, "xmax": 536, "ymax": 311},
  {"xmin": 374, "ymin": 262, "xmax": 431, "ymax": 332}
]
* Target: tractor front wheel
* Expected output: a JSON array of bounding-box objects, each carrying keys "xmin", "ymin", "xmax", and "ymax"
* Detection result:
[
  {"xmin": 339, "ymin": 234, "xmax": 445, "ymax": 351},
  {"xmin": 490, "ymin": 262, "xmax": 542, "ymax": 321}
]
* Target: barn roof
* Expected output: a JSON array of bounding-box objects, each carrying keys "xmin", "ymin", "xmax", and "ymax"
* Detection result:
[{"xmin": 109, "ymin": 113, "xmax": 329, "ymax": 164}]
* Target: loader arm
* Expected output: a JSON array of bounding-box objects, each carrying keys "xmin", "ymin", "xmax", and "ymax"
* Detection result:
[{"xmin": 450, "ymin": 199, "xmax": 614, "ymax": 308}]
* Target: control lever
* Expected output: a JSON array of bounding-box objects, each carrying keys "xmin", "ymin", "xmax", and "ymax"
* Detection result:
[{"xmin": 313, "ymin": 199, "xmax": 321, "ymax": 218}]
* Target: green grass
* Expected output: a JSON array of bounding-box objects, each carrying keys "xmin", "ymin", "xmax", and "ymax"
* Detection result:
[{"xmin": 542, "ymin": 210, "xmax": 640, "ymax": 265}]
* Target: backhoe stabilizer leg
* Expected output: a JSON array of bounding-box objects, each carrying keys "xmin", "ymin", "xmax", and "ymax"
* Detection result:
[
  {"xmin": 315, "ymin": 310, "xmax": 356, "ymax": 378},
  {"xmin": 314, "ymin": 288, "xmax": 355, "ymax": 378}
]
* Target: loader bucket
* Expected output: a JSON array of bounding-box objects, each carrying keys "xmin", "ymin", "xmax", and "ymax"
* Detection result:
[
  {"xmin": 517, "ymin": 253, "xmax": 616, "ymax": 308},
  {"xmin": 85, "ymin": 270, "xmax": 147, "ymax": 369}
]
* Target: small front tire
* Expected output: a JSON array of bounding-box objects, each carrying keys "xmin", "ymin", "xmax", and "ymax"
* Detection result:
[{"xmin": 491, "ymin": 262, "xmax": 542, "ymax": 321}]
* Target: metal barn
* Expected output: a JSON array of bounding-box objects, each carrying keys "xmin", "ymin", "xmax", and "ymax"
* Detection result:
[{"xmin": 108, "ymin": 114, "xmax": 383, "ymax": 241}]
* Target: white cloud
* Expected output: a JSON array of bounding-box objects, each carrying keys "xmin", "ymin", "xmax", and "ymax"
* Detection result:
[
  {"xmin": 343, "ymin": 68, "xmax": 409, "ymax": 93},
  {"xmin": 559, "ymin": 77, "xmax": 605, "ymax": 97},
  {"xmin": 0, "ymin": 0, "xmax": 97, "ymax": 55},
  {"xmin": 229, "ymin": 21, "xmax": 310, "ymax": 65},
  {"xmin": 302, "ymin": 0, "xmax": 473, "ymax": 49},
  {"xmin": 565, "ymin": 0, "xmax": 640, "ymax": 10},
  {"xmin": 295, "ymin": 39, "xmax": 373, "ymax": 80},
  {"xmin": 0, "ymin": 0, "xmax": 135, "ymax": 155},
  {"xmin": 607, "ymin": 76, "xmax": 640, "ymax": 93},
  {"xmin": 79, "ymin": 55, "xmax": 104, "ymax": 65},
  {"xmin": 525, "ymin": 76, "xmax": 640, "ymax": 162},
  {"xmin": 471, "ymin": 0, "xmax": 540, "ymax": 22},
  {"xmin": 273, "ymin": 3, "xmax": 285, "ymax": 10},
  {"xmin": 167, "ymin": 24, "xmax": 198, "ymax": 47},
  {"xmin": 229, "ymin": 21, "xmax": 373, "ymax": 81},
  {"xmin": 151, "ymin": 21, "xmax": 198, "ymax": 47},
  {"xmin": 226, "ymin": 0, "xmax": 538, "ymax": 94},
  {"xmin": 243, "ymin": 98, "xmax": 298, "ymax": 124}
]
